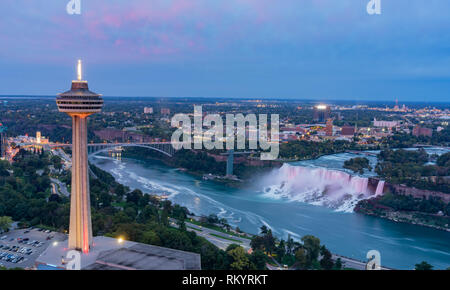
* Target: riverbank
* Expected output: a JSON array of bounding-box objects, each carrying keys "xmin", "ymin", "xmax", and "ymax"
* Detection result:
[
  {"xmin": 357, "ymin": 209, "xmax": 450, "ymax": 232},
  {"xmin": 355, "ymin": 197, "xmax": 450, "ymax": 232}
]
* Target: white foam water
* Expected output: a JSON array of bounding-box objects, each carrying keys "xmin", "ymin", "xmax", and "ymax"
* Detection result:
[{"xmin": 261, "ymin": 164, "xmax": 385, "ymax": 212}]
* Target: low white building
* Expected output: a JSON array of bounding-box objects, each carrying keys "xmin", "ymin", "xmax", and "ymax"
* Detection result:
[{"xmin": 373, "ymin": 118, "xmax": 400, "ymax": 129}]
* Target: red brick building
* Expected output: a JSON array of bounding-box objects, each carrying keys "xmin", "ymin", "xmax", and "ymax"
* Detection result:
[
  {"xmin": 412, "ymin": 125, "xmax": 433, "ymax": 137},
  {"xmin": 341, "ymin": 125, "xmax": 355, "ymax": 136}
]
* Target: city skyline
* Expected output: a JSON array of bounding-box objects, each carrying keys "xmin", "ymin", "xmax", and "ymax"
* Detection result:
[{"xmin": 0, "ymin": 1, "xmax": 449, "ymax": 101}]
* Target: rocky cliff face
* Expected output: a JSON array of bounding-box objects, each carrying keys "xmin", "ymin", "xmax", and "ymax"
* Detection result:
[
  {"xmin": 387, "ymin": 183, "xmax": 450, "ymax": 203},
  {"xmin": 367, "ymin": 177, "xmax": 449, "ymax": 203}
]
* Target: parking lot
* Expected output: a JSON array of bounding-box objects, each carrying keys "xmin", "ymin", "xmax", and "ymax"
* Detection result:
[{"xmin": 0, "ymin": 228, "xmax": 66, "ymax": 269}]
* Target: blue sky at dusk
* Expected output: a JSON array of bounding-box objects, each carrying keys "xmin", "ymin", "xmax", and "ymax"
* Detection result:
[{"xmin": 0, "ymin": 0, "xmax": 449, "ymax": 102}]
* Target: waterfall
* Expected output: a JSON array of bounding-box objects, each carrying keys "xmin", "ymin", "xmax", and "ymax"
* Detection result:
[
  {"xmin": 261, "ymin": 164, "xmax": 380, "ymax": 212},
  {"xmin": 375, "ymin": 180, "xmax": 385, "ymax": 196}
]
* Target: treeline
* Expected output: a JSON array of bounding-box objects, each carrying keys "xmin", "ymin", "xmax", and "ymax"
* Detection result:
[
  {"xmin": 375, "ymin": 149, "xmax": 450, "ymax": 193},
  {"xmin": 381, "ymin": 128, "xmax": 450, "ymax": 148},
  {"xmin": 373, "ymin": 193, "xmax": 450, "ymax": 216},
  {"xmin": 355, "ymin": 192, "xmax": 450, "ymax": 230},
  {"xmin": 279, "ymin": 140, "xmax": 368, "ymax": 160},
  {"xmin": 0, "ymin": 150, "xmax": 68, "ymax": 228},
  {"xmin": 250, "ymin": 226, "xmax": 339, "ymax": 270},
  {"xmin": 171, "ymin": 150, "xmax": 226, "ymax": 175}
]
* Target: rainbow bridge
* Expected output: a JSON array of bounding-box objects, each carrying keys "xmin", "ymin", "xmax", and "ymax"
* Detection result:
[{"xmin": 18, "ymin": 142, "xmax": 178, "ymax": 158}]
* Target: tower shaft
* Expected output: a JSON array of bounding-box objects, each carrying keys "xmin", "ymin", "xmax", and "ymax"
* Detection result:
[
  {"xmin": 68, "ymin": 115, "xmax": 92, "ymax": 253},
  {"xmin": 57, "ymin": 60, "xmax": 103, "ymax": 254}
]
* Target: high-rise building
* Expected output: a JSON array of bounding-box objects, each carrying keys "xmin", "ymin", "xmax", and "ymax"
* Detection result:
[
  {"xmin": 0, "ymin": 123, "xmax": 6, "ymax": 159},
  {"xmin": 56, "ymin": 60, "xmax": 103, "ymax": 253},
  {"xmin": 313, "ymin": 105, "xmax": 331, "ymax": 123},
  {"xmin": 144, "ymin": 107, "xmax": 153, "ymax": 114},
  {"xmin": 36, "ymin": 131, "xmax": 42, "ymax": 144},
  {"xmin": 161, "ymin": 108, "xmax": 171, "ymax": 115},
  {"xmin": 325, "ymin": 119, "xmax": 333, "ymax": 136}
]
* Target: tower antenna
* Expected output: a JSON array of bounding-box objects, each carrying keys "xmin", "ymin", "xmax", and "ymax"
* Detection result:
[{"xmin": 77, "ymin": 59, "xmax": 82, "ymax": 81}]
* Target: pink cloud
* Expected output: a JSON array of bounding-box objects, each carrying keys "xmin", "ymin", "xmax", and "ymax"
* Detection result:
[{"xmin": 1, "ymin": 0, "xmax": 297, "ymax": 63}]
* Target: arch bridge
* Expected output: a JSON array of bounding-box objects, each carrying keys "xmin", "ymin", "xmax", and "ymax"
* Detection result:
[{"xmin": 41, "ymin": 142, "xmax": 178, "ymax": 157}]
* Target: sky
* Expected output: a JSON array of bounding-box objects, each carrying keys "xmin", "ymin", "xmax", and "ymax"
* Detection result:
[{"xmin": 0, "ymin": 0, "xmax": 449, "ymax": 102}]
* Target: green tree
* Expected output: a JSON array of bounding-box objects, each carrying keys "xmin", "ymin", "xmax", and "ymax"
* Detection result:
[
  {"xmin": 301, "ymin": 235, "xmax": 321, "ymax": 263},
  {"xmin": 126, "ymin": 189, "xmax": 143, "ymax": 206},
  {"xmin": 0, "ymin": 161, "xmax": 10, "ymax": 177},
  {"xmin": 286, "ymin": 234, "xmax": 295, "ymax": 255},
  {"xmin": 334, "ymin": 258, "xmax": 342, "ymax": 270},
  {"xmin": 177, "ymin": 219, "xmax": 187, "ymax": 231},
  {"xmin": 141, "ymin": 230, "xmax": 161, "ymax": 246},
  {"xmin": 51, "ymin": 155, "xmax": 63, "ymax": 171},
  {"xmin": 295, "ymin": 248, "xmax": 308, "ymax": 269},
  {"xmin": 276, "ymin": 240, "xmax": 286, "ymax": 262},
  {"xmin": 262, "ymin": 230, "xmax": 276, "ymax": 255},
  {"xmin": 415, "ymin": 261, "xmax": 433, "ymax": 270},
  {"xmin": 260, "ymin": 225, "xmax": 269, "ymax": 235},
  {"xmin": 0, "ymin": 216, "xmax": 13, "ymax": 232},
  {"xmin": 114, "ymin": 184, "xmax": 127, "ymax": 198},
  {"xmin": 437, "ymin": 152, "xmax": 450, "ymax": 167},
  {"xmin": 160, "ymin": 210, "xmax": 169, "ymax": 226},
  {"xmin": 249, "ymin": 250, "xmax": 267, "ymax": 270},
  {"xmin": 250, "ymin": 235, "xmax": 265, "ymax": 251},
  {"xmin": 227, "ymin": 246, "xmax": 251, "ymax": 270},
  {"xmin": 320, "ymin": 246, "xmax": 334, "ymax": 270}
]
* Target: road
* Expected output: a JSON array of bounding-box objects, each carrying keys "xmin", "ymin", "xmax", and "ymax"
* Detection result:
[
  {"xmin": 175, "ymin": 218, "xmax": 394, "ymax": 270},
  {"xmin": 332, "ymin": 254, "xmax": 391, "ymax": 270},
  {"xmin": 50, "ymin": 178, "xmax": 70, "ymax": 197},
  {"xmin": 51, "ymin": 149, "xmax": 71, "ymax": 169},
  {"xmin": 170, "ymin": 219, "xmax": 251, "ymax": 251}
]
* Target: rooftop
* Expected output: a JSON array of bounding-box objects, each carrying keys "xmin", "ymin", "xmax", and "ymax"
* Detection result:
[
  {"xmin": 35, "ymin": 236, "xmax": 201, "ymax": 270},
  {"xmin": 58, "ymin": 81, "xmax": 102, "ymax": 98}
]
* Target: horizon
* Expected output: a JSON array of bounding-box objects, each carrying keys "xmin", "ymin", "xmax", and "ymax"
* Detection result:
[
  {"xmin": 1, "ymin": 1, "xmax": 450, "ymax": 101},
  {"xmin": 0, "ymin": 94, "xmax": 449, "ymax": 105}
]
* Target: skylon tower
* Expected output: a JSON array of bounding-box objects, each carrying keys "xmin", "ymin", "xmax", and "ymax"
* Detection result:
[{"xmin": 56, "ymin": 60, "xmax": 103, "ymax": 253}]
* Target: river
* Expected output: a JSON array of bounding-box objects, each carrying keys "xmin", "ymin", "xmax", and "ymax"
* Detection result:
[{"xmin": 90, "ymin": 149, "xmax": 450, "ymax": 270}]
